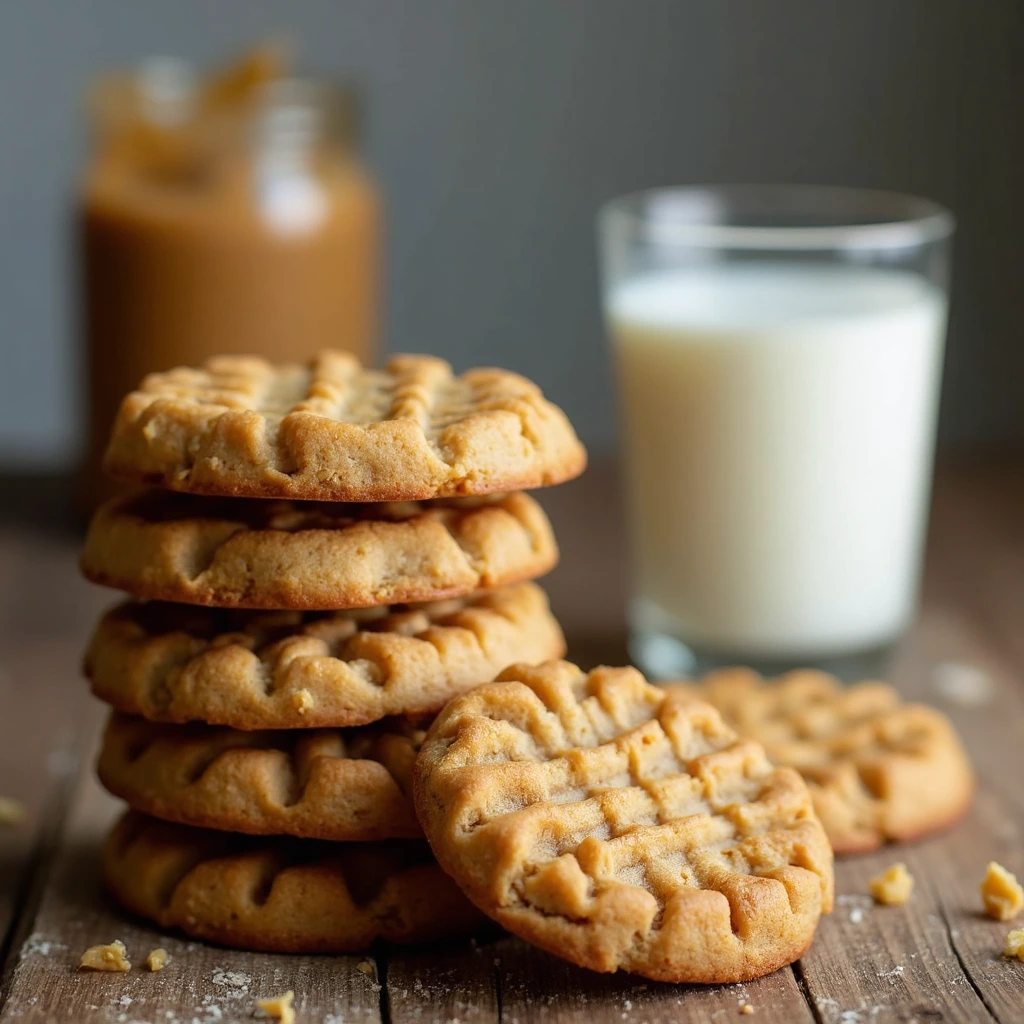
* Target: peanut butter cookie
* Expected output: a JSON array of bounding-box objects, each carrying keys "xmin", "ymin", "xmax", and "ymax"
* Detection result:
[
  {"xmin": 103, "ymin": 812, "xmax": 485, "ymax": 952},
  {"xmin": 102, "ymin": 352, "xmax": 586, "ymax": 501},
  {"xmin": 677, "ymin": 669, "xmax": 974, "ymax": 854},
  {"xmin": 98, "ymin": 712, "xmax": 423, "ymax": 840},
  {"xmin": 80, "ymin": 489, "xmax": 557, "ymax": 609},
  {"xmin": 85, "ymin": 583, "xmax": 564, "ymax": 729},
  {"xmin": 414, "ymin": 661, "xmax": 834, "ymax": 983}
]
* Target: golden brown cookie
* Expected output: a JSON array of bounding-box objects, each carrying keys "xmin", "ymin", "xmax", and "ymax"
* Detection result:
[
  {"xmin": 103, "ymin": 812, "xmax": 486, "ymax": 952},
  {"xmin": 85, "ymin": 582, "xmax": 565, "ymax": 729},
  {"xmin": 677, "ymin": 669, "xmax": 975, "ymax": 855},
  {"xmin": 80, "ymin": 489, "xmax": 558, "ymax": 609},
  {"xmin": 414, "ymin": 661, "xmax": 834, "ymax": 984},
  {"xmin": 102, "ymin": 352, "xmax": 586, "ymax": 501},
  {"xmin": 97, "ymin": 712, "xmax": 423, "ymax": 840}
]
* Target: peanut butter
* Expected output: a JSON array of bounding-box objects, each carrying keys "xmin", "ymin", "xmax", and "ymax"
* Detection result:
[{"xmin": 80, "ymin": 47, "xmax": 379, "ymax": 506}]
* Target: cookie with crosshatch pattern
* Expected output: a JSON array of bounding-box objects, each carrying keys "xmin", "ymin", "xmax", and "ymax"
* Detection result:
[
  {"xmin": 414, "ymin": 661, "xmax": 834, "ymax": 983},
  {"xmin": 103, "ymin": 812, "xmax": 486, "ymax": 952},
  {"xmin": 80, "ymin": 488, "xmax": 558, "ymax": 610},
  {"xmin": 674, "ymin": 668, "xmax": 974, "ymax": 855},
  {"xmin": 97, "ymin": 712, "xmax": 424, "ymax": 840},
  {"xmin": 102, "ymin": 351, "xmax": 586, "ymax": 501},
  {"xmin": 85, "ymin": 582, "xmax": 564, "ymax": 730}
]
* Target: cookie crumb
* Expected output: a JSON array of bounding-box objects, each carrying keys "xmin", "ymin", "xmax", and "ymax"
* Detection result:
[
  {"xmin": 1005, "ymin": 928, "xmax": 1024, "ymax": 961},
  {"xmin": 869, "ymin": 863, "xmax": 914, "ymax": 905},
  {"xmin": 981, "ymin": 862, "xmax": 1024, "ymax": 921},
  {"xmin": 80, "ymin": 940, "xmax": 131, "ymax": 972},
  {"xmin": 0, "ymin": 797, "xmax": 24, "ymax": 825},
  {"xmin": 356, "ymin": 960, "xmax": 375, "ymax": 975},
  {"xmin": 257, "ymin": 990, "xmax": 295, "ymax": 1024},
  {"xmin": 293, "ymin": 689, "xmax": 314, "ymax": 715},
  {"xmin": 740, "ymin": 1005, "xmax": 754, "ymax": 1015},
  {"xmin": 146, "ymin": 948, "xmax": 170, "ymax": 971}
]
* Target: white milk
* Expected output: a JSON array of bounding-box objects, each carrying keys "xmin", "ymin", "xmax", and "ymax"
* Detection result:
[{"xmin": 608, "ymin": 263, "xmax": 946, "ymax": 660}]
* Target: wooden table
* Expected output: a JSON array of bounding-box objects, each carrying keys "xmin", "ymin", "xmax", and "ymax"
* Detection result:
[{"xmin": 1, "ymin": 461, "xmax": 1023, "ymax": 1024}]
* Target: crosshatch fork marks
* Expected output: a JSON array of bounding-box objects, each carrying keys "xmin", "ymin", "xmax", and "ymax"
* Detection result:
[
  {"xmin": 102, "ymin": 352, "xmax": 587, "ymax": 501},
  {"xmin": 415, "ymin": 662, "xmax": 834, "ymax": 983}
]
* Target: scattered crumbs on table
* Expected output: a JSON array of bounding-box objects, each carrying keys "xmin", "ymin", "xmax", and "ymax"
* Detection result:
[
  {"xmin": 256, "ymin": 989, "xmax": 295, "ymax": 1024},
  {"xmin": 980, "ymin": 861, "xmax": 1024, "ymax": 921},
  {"xmin": 869, "ymin": 863, "xmax": 914, "ymax": 905},
  {"xmin": 79, "ymin": 939, "xmax": 131, "ymax": 972},
  {"xmin": 146, "ymin": 947, "xmax": 170, "ymax": 971}
]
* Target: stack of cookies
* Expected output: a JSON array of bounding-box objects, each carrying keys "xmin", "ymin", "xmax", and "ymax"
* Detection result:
[{"xmin": 79, "ymin": 351, "xmax": 586, "ymax": 953}]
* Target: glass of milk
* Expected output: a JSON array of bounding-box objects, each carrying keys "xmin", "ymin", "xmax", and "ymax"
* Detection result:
[{"xmin": 598, "ymin": 185, "xmax": 953, "ymax": 680}]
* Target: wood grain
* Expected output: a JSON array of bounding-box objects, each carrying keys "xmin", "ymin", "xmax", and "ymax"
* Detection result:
[
  {"xmin": 2, "ymin": 772, "xmax": 387, "ymax": 1024},
  {"xmin": 1, "ymin": 463, "xmax": 1023, "ymax": 1024},
  {"xmin": 0, "ymin": 528, "xmax": 109, "ymax": 994}
]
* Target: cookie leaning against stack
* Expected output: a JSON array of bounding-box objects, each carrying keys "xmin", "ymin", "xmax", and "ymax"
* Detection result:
[
  {"xmin": 414, "ymin": 661, "xmax": 835, "ymax": 983},
  {"xmin": 80, "ymin": 351, "xmax": 584, "ymax": 953}
]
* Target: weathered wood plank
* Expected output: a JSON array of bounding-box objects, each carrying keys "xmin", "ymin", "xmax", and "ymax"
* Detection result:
[
  {"xmin": 494, "ymin": 934, "xmax": 814, "ymax": 1024},
  {"xmin": 893, "ymin": 609, "xmax": 1024, "ymax": 821},
  {"xmin": 884, "ymin": 610, "xmax": 1024, "ymax": 1024},
  {"xmin": 3, "ymin": 461, "xmax": 1024, "ymax": 1023},
  {"xmin": 0, "ymin": 528, "xmax": 109, "ymax": 977},
  {"xmin": 790, "ymin": 596, "xmax": 1024, "ymax": 1024},
  {"xmin": 0, "ymin": 641, "xmax": 87, "ymax": 952},
  {"xmin": 914, "ymin": 791, "xmax": 1024, "ymax": 1024},
  {"xmin": 385, "ymin": 936, "xmax": 500, "ymax": 1024},
  {"xmin": 0, "ymin": 770, "xmax": 387, "ymax": 1024},
  {"xmin": 800, "ymin": 840, "xmax": 1001, "ymax": 1024}
]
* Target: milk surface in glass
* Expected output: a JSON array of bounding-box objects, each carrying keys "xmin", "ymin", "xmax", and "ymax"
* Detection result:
[{"xmin": 609, "ymin": 262, "xmax": 946, "ymax": 660}]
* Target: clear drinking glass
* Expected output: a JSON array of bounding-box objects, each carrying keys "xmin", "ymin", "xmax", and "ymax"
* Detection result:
[{"xmin": 598, "ymin": 185, "xmax": 954, "ymax": 680}]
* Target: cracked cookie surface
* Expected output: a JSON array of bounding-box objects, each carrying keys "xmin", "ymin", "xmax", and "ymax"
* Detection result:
[
  {"xmin": 85, "ymin": 582, "xmax": 564, "ymax": 729},
  {"xmin": 414, "ymin": 661, "xmax": 834, "ymax": 983},
  {"xmin": 98, "ymin": 712, "xmax": 424, "ymax": 840},
  {"xmin": 103, "ymin": 812, "xmax": 486, "ymax": 952},
  {"xmin": 80, "ymin": 488, "xmax": 558, "ymax": 609},
  {"xmin": 676, "ymin": 669, "xmax": 975, "ymax": 855},
  {"xmin": 102, "ymin": 352, "xmax": 586, "ymax": 501}
]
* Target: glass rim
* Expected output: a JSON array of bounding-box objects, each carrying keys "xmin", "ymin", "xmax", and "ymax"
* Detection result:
[{"xmin": 599, "ymin": 184, "xmax": 954, "ymax": 251}]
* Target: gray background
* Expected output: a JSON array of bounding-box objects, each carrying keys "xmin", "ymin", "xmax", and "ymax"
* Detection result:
[{"xmin": 0, "ymin": 0, "xmax": 1021, "ymax": 466}]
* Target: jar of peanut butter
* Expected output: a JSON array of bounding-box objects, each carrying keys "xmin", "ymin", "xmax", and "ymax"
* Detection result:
[{"xmin": 80, "ymin": 48, "xmax": 380, "ymax": 505}]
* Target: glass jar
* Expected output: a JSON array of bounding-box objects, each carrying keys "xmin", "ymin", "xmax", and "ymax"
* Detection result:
[{"xmin": 80, "ymin": 50, "xmax": 380, "ymax": 505}]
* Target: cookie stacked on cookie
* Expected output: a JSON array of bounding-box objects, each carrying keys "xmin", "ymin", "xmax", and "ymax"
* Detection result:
[{"xmin": 80, "ymin": 351, "xmax": 585, "ymax": 953}]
